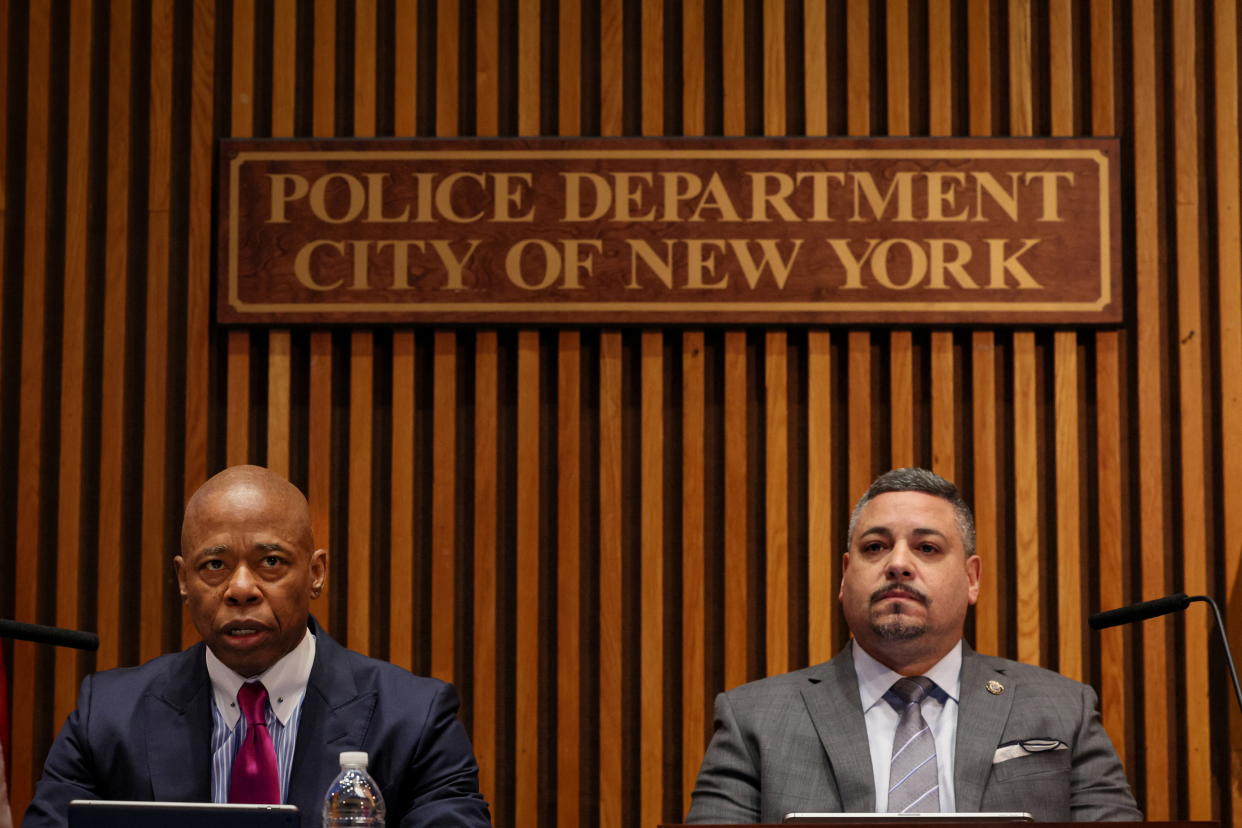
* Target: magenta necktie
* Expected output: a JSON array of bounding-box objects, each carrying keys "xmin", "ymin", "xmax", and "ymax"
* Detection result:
[{"xmin": 229, "ymin": 682, "xmax": 281, "ymax": 804}]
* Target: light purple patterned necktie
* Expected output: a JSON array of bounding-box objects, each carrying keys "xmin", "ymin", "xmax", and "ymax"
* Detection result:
[
  {"xmin": 887, "ymin": 676, "xmax": 940, "ymax": 813},
  {"xmin": 229, "ymin": 682, "xmax": 280, "ymax": 804}
]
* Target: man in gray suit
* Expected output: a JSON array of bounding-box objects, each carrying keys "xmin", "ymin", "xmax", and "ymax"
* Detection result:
[{"xmin": 687, "ymin": 468, "xmax": 1140, "ymax": 823}]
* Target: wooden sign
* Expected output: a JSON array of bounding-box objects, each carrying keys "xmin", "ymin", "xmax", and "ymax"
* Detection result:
[{"xmin": 218, "ymin": 138, "xmax": 1121, "ymax": 325}]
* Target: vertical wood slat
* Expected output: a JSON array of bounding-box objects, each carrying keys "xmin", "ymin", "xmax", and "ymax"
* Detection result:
[
  {"xmin": 965, "ymin": 0, "xmax": 999, "ymax": 658},
  {"xmin": 53, "ymin": 0, "xmax": 93, "ymax": 728},
  {"xmin": 1007, "ymin": 0, "xmax": 1041, "ymax": 668},
  {"xmin": 347, "ymin": 332, "xmax": 373, "ymax": 653},
  {"xmin": 1171, "ymin": 0, "xmax": 1212, "ymax": 814},
  {"xmin": 806, "ymin": 332, "xmax": 835, "ymax": 664},
  {"xmin": 804, "ymin": 0, "xmax": 827, "ymax": 136},
  {"xmin": 98, "ymin": 0, "xmax": 133, "ymax": 674},
  {"xmin": 555, "ymin": 6, "xmax": 582, "ymax": 825},
  {"xmin": 1211, "ymin": 0, "xmax": 1242, "ymax": 817},
  {"xmin": 926, "ymin": 1, "xmax": 955, "ymax": 482},
  {"xmin": 723, "ymin": 331, "xmax": 749, "ymax": 691},
  {"xmin": 12, "ymin": 0, "xmax": 52, "ymax": 806},
  {"xmin": 515, "ymin": 330, "xmax": 541, "ymax": 828},
  {"xmin": 390, "ymin": 331, "xmax": 415, "ymax": 671},
  {"xmin": 640, "ymin": 331, "xmax": 665, "ymax": 828},
  {"xmin": 183, "ymin": 0, "xmax": 215, "ymax": 649},
  {"xmin": 681, "ymin": 330, "xmax": 707, "ymax": 813},
  {"xmin": 264, "ymin": 0, "xmax": 296, "ymax": 479},
  {"xmin": 1132, "ymin": 0, "xmax": 1172, "ymax": 815},
  {"xmin": 763, "ymin": 1, "xmax": 789, "ymax": 687},
  {"xmin": 1090, "ymin": 0, "xmax": 1128, "ymax": 769},
  {"xmin": 556, "ymin": 330, "xmax": 581, "ymax": 828},
  {"xmin": 471, "ymin": 330, "xmax": 499, "ymax": 814},
  {"xmin": 430, "ymin": 331, "xmax": 457, "ymax": 679},
  {"xmin": 140, "ymin": 0, "xmax": 174, "ymax": 666},
  {"xmin": 765, "ymin": 333, "xmax": 789, "ymax": 677},
  {"xmin": 683, "ymin": 0, "xmax": 705, "ymax": 137},
  {"xmin": 598, "ymin": 331, "xmax": 623, "ymax": 828},
  {"xmin": 723, "ymin": 0, "xmax": 744, "ymax": 135},
  {"xmin": 847, "ymin": 1, "xmax": 872, "ymax": 506},
  {"xmin": 307, "ymin": 0, "xmax": 337, "ymax": 631},
  {"xmin": 1048, "ymin": 0, "xmax": 1083, "ymax": 684},
  {"xmin": 347, "ymin": 0, "xmax": 378, "ymax": 657},
  {"xmin": 599, "ymin": 0, "xmax": 622, "ymax": 137},
  {"xmin": 225, "ymin": 2, "xmax": 253, "ymax": 467},
  {"xmin": 471, "ymin": 2, "xmax": 497, "ymax": 818}
]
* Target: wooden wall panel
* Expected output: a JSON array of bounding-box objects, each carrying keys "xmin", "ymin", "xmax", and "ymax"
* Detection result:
[{"xmin": 5, "ymin": 2, "xmax": 1242, "ymax": 826}]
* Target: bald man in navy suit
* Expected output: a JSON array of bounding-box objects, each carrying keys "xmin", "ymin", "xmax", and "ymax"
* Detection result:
[{"xmin": 26, "ymin": 466, "xmax": 490, "ymax": 828}]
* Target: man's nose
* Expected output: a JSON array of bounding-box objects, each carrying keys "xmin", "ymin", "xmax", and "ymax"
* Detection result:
[
  {"xmin": 224, "ymin": 565, "xmax": 262, "ymax": 604},
  {"xmin": 884, "ymin": 542, "xmax": 915, "ymax": 579}
]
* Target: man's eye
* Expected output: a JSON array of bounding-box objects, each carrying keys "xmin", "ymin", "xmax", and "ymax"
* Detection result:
[
  {"xmin": 919, "ymin": 543, "xmax": 940, "ymax": 554},
  {"xmin": 262, "ymin": 555, "xmax": 283, "ymax": 567},
  {"xmin": 862, "ymin": 542, "xmax": 885, "ymax": 554},
  {"xmin": 202, "ymin": 560, "xmax": 225, "ymax": 571}
]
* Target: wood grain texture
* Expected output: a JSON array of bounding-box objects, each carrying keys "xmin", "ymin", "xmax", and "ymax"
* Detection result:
[
  {"xmin": 347, "ymin": 332, "xmax": 374, "ymax": 653},
  {"xmin": 681, "ymin": 330, "xmax": 707, "ymax": 813},
  {"xmin": 765, "ymin": 333, "xmax": 789, "ymax": 677},
  {"xmin": 97, "ymin": 0, "xmax": 134, "ymax": 676},
  {"xmin": 723, "ymin": 0, "xmax": 744, "ymax": 134},
  {"xmin": 471, "ymin": 331, "xmax": 499, "ymax": 814},
  {"xmin": 183, "ymin": 0, "xmax": 216, "ymax": 649},
  {"xmin": 390, "ymin": 331, "xmax": 416, "ymax": 672},
  {"xmin": 54, "ymin": 0, "xmax": 93, "ymax": 729},
  {"xmin": 1172, "ymin": 0, "xmax": 1212, "ymax": 813},
  {"xmin": 1211, "ymin": 0, "xmax": 1242, "ymax": 812},
  {"xmin": 556, "ymin": 330, "xmax": 582, "ymax": 828},
  {"xmin": 141, "ymin": 0, "xmax": 174, "ymax": 666},
  {"xmin": 598, "ymin": 331, "xmax": 623, "ymax": 828},
  {"xmin": 226, "ymin": 3, "xmax": 253, "ymax": 467},
  {"xmin": 4, "ymin": 2, "xmax": 1240, "ymax": 823},
  {"xmin": 640, "ymin": 331, "xmax": 665, "ymax": 828},
  {"xmin": 1132, "ymin": 0, "xmax": 1172, "ymax": 815},
  {"xmin": 806, "ymin": 332, "xmax": 835, "ymax": 664},
  {"xmin": 515, "ymin": 330, "xmax": 540, "ymax": 828},
  {"xmin": 804, "ymin": 0, "xmax": 827, "ymax": 135},
  {"xmin": 723, "ymin": 330, "xmax": 749, "ymax": 690},
  {"xmin": 431, "ymin": 331, "xmax": 457, "ymax": 680},
  {"xmin": 12, "ymin": 0, "xmax": 52, "ymax": 804}
]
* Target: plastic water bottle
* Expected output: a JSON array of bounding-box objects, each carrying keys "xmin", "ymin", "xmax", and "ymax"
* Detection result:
[{"xmin": 322, "ymin": 751, "xmax": 386, "ymax": 827}]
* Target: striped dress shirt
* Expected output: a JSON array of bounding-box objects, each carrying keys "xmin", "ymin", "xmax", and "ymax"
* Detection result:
[{"xmin": 206, "ymin": 630, "xmax": 316, "ymax": 803}]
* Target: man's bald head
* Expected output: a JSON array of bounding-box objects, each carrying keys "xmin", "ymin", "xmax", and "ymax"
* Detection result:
[{"xmin": 181, "ymin": 465, "xmax": 314, "ymax": 557}]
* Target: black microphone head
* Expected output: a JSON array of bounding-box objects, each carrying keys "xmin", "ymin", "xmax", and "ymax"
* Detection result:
[{"xmin": 1089, "ymin": 593, "xmax": 1191, "ymax": 630}]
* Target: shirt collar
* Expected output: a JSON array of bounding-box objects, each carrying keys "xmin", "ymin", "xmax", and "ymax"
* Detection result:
[
  {"xmin": 852, "ymin": 638, "xmax": 963, "ymax": 712},
  {"xmin": 206, "ymin": 628, "xmax": 316, "ymax": 730}
]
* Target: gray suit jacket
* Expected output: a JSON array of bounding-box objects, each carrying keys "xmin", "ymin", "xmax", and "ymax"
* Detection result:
[{"xmin": 686, "ymin": 643, "xmax": 1140, "ymax": 823}]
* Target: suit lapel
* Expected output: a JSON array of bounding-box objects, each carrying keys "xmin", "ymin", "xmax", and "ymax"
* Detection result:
[
  {"xmin": 145, "ymin": 645, "xmax": 213, "ymax": 802},
  {"xmin": 800, "ymin": 644, "xmax": 876, "ymax": 812},
  {"xmin": 953, "ymin": 648, "xmax": 1013, "ymax": 811},
  {"xmin": 287, "ymin": 623, "xmax": 378, "ymax": 817}
]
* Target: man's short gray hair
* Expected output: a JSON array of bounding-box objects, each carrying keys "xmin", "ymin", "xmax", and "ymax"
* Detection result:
[{"xmin": 846, "ymin": 467, "xmax": 976, "ymax": 557}]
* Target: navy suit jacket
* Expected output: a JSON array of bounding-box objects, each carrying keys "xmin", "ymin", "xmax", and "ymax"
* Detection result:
[{"xmin": 24, "ymin": 620, "xmax": 491, "ymax": 827}]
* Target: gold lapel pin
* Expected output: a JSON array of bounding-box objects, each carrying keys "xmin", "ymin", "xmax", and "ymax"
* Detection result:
[{"xmin": 986, "ymin": 680, "xmax": 1005, "ymax": 695}]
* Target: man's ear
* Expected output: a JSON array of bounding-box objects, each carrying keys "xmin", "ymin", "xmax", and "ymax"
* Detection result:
[
  {"xmin": 838, "ymin": 553, "xmax": 850, "ymax": 601},
  {"xmin": 174, "ymin": 555, "xmax": 188, "ymax": 600},
  {"xmin": 965, "ymin": 554, "xmax": 982, "ymax": 605},
  {"xmin": 309, "ymin": 548, "xmax": 328, "ymax": 598}
]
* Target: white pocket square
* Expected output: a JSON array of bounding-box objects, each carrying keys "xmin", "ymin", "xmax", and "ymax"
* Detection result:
[{"xmin": 992, "ymin": 739, "xmax": 1069, "ymax": 764}]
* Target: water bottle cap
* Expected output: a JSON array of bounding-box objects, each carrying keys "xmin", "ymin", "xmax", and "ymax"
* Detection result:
[{"xmin": 339, "ymin": 751, "xmax": 369, "ymax": 768}]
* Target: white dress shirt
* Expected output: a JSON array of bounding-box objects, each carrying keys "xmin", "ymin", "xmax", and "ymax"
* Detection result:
[
  {"xmin": 852, "ymin": 639, "xmax": 962, "ymax": 812},
  {"xmin": 206, "ymin": 629, "xmax": 316, "ymax": 803}
]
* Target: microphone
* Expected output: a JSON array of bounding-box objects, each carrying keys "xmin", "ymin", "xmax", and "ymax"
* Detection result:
[
  {"xmin": 1090, "ymin": 593, "xmax": 1242, "ymax": 717},
  {"xmin": 0, "ymin": 619, "xmax": 100, "ymax": 651},
  {"xmin": 1088, "ymin": 593, "xmax": 1191, "ymax": 629}
]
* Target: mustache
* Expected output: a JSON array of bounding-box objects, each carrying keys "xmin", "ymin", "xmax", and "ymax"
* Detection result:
[{"xmin": 869, "ymin": 584, "xmax": 928, "ymax": 605}]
